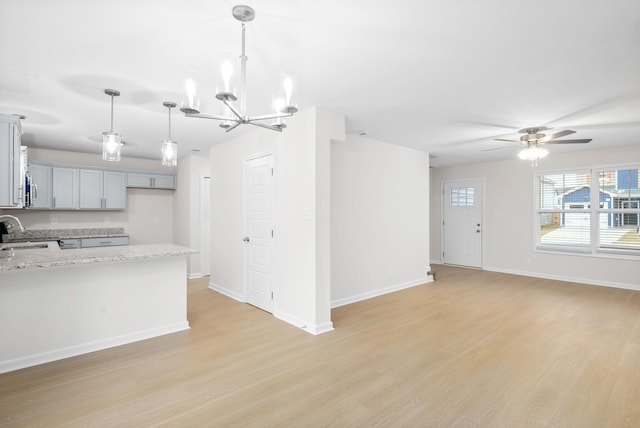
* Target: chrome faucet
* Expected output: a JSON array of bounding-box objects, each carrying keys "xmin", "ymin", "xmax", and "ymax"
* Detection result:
[{"xmin": 0, "ymin": 215, "xmax": 25, "ymax": 232}]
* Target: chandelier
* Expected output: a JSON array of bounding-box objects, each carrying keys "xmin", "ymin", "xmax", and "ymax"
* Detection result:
[{"xmin": 180, "ymin": 5, "xmax": 298, "ymax": 132}]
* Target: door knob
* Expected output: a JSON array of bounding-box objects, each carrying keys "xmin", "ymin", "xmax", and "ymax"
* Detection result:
[{"xmin": 243, "ymin": 236, "xmax": 250, "ymax": 242}]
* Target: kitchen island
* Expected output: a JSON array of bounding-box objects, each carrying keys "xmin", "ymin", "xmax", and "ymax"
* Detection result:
[{"xmin": 0, "ymin": 242, "xmax": 196, "ymax": 373}]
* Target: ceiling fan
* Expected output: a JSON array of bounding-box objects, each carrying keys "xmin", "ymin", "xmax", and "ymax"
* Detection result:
[{"xmin": 487, "ymin": 127, "xmax": 592, "ymax": 165}]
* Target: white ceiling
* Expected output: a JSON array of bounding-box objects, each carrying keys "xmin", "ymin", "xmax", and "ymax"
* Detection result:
[{"xmin": 1, "ymin": 0, "xmax": 639, "ymax": 168}]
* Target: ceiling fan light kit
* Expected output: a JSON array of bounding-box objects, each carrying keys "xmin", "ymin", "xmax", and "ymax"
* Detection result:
[
  {"xmin": 492, "ymin": 126, "xmax": 592, "ymax": 166},
  {"xmin": 180, "ymin": 5, "xmax": 298, "ymax": 133}
]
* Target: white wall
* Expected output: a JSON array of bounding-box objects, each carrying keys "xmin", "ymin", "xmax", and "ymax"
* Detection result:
[
  {"xmin": 208, "ymin": 107, "xmax": 343, "ymax": 334},
  {"xmin": 173, "ymin": 154, "xmax": 210, "ymax": 277},
  {"xmin": 331, "ymin": 135, "xmax": 432, "ymax": 307},
  {"xmin": 1, "ymin": 148, "xmax": 175, "ymax": 245},
  {"xmin": 430, "ymin": 144, "xmax": 640, "ymax": 290}
]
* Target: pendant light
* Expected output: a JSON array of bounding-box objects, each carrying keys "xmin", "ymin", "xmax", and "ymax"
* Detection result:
[
  {"xmin": 102, "ymin": 89, "xmax": 122, "ymax": 161},
  {"xmin": 161, "ymin": 102, "xmax": 178, "ymax": 167}
]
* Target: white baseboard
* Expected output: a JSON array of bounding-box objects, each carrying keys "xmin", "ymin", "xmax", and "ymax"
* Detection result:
[
  {"xmin": 273, "ymin": 310, "xmax": 334, "ymax": 335},
  {"xmin": 483, "ymin": 265, "xmax": 640, "ymax": 292},
  {"xmin": 187, "ymin": 272, "xmax": 203, "ymax": 279},
  {"xmin": 0, "ymin": 322, "xmax": 190, "ymax": 374},
  {"xmin": 208, "ymin": 282, "xmax": 245, "ymax": 302},
  {"xmin": 331, "ymin": 276, "xmax": 434, "ymax": 309}
]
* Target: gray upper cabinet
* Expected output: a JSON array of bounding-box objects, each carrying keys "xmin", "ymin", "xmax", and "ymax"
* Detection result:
[
  {"xmin": 127, "ymin": 172, "xmax": 176, "ymax": 189},
  {"xmin": 29, "ymin": 162, "xmax": 52, "ymax": 209},
  {"xmin": 80, "ymin": 169, "xmax": 126, "ymax": 209},
  {"xmin": 0, "ymin": 114, "xmax": 22, "ymax": 208},
  {"xmin": 103, "ymin": 171, "xmax": 126, "ymax": 209},
  {"xmin": 52, "ymin": 167, "xmax": 79, "ymax": 209}
]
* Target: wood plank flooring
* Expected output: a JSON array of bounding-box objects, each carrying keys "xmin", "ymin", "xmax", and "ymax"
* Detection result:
[{"xmin": 1, "ymin": 265, "xmax": 640, "ymax": 427}]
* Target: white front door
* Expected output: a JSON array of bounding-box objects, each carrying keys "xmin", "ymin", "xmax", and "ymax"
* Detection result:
[
  {"xmin": 244, "ymin": 153, "xmax": 275, "ymax": 313},
  {"xmin": 442, "ymin": 179, "xmax": 483, "ymax": 268}
]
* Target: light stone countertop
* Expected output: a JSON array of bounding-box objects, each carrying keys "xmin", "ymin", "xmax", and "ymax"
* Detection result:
[
  {"xmin": 0, "ymin": 241, "xmax": 197, "ymax": 272},
  {"xmin": 3, "ymin": 227, "xmax": 129, "ymax": 243}
]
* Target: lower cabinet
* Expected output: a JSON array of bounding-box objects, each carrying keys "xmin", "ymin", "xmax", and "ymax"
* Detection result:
[
  {"xmin": 80, "ymin": 236, "xmax": 129, "ymax": 248},
  {"xmin": 58, "ymin": 236, "xmax": 129, "ymax": 249}
]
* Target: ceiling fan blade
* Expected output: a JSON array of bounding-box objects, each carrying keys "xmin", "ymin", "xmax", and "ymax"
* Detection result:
[
  {"xmin": 482, "ymin": 146, "xmax": 519, "ymax": 152},
  {"xmin": 539, "ymin": 129, "xmax": 575, "ymax": 142},
  {"xmin": 493, "ymin": 138, "xmax": 521, "ymax": 143},
  {"xmin": 544, "ymin": 139, "xmax": 592, "ymax": 144}
]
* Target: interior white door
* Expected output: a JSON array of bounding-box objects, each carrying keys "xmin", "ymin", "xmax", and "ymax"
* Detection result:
[
  {"xmin": 244, "ymin": 154, "xmax": 275, "ymax": 313},
  {"xmin": 442, "ymin": 179, "xmax": 483, "ymax": 268}
]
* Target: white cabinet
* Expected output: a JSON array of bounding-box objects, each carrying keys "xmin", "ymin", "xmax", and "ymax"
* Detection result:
[
  {"xmin": 79, "ymin": 169, "xmax": 126, "ymax": 209},
  {"xmin": 127, "ymin": 172, "xmax": 176, "ymax": 189},
  {"xmin": 103, "ymin": 171, "xmax": 126, "ymax": 209},
  {"xmin": 80, "ymin": 236, "xmax": 129, "ymax": 248},
  {"xmin": 52, "ymin": 167, "xmax": 79, "ymax": 209},
  {"xmin": 29, "ymin": 162, "xmax": 52, "ymax": 209},
  {"xmin": 0, "ymin": 114, "xmax": 22, "ymax": 207}
]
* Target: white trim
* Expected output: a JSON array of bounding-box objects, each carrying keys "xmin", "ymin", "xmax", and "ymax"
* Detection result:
[
  {"xmin": 187, "ymin": 272, "xmax": 203, "ymax": 279},
  {"xmin": 208, "ymin": 281, "xmax": 246, "ymax": 302},
  {"xmin": 273, "ymin": 310, "xmax": 335, "ymax": 335},
  {"xmin": 200, "ymin": 175, "xmax": 211, "ymax": 277},
  {"xmin": 0, "ymin": 322, "xmax": 190, "ymax": 374},
  {"xmin": 483, "ymin": 265, "xmax": 640, "ymax": 292},
  {"xmin": 331, "ymin": 276, "xmax": 433, "ymax": 309}
]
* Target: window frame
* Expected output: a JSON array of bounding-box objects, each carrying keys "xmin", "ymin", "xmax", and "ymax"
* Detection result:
[{"xmin": 534, "ymin": 163, "xmax": 640, "ymax": 259}]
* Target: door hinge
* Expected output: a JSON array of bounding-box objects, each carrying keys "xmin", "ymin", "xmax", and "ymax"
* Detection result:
[
  {"xmin": 271, "ymin": 229, "xmax": 274, "ymax": 238},
  {"xmin": 271, "ymin": 291, "xmax": 274, "ymax": 299},
  {"xmin": 271, "ymin": 168, "xmax": 274, "ymax": 176}
]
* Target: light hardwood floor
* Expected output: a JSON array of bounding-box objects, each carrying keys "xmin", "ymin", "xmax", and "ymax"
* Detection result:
[{"xmin": 1, "ymin": 265, "xmax": 639, "ymax": 427}]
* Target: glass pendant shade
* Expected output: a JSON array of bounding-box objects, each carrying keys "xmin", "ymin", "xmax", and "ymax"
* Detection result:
[
  {"xmin": 102, "ymin": 131, "xmax": 122, "ymax": 161},
  {"xmin": 518, "ymin": 145, "xmax": 549, "ymax": 161},
  {"xmin": 279, "ymin": 69, "xmax": 297, "ymax": 113},
  {"xmin": 161, "ymin": 139, "xmax": 177, "ymax": 166},
  {"xmin": 181, "ymin": 77, "xmax": 201, "ymax": 114},
  {"xmin": 215, "ymin": 51, "xmax": 237, "ymax": 100},
  {"xmin": 271, "ymin": 91, "xmax": 286, "ymax": 129}
]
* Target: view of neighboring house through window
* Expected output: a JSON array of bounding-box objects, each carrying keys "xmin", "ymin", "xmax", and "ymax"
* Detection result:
[{"xmin": 536, "ymin": 166, "xmax": 640, "ymax": 257}]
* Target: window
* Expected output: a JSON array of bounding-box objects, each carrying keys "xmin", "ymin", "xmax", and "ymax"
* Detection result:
[
  {"xmin": 536, "ymin": 166, "xmax": 640, "ymax": 257},
  {"xmin": 451, "ymin": 187, "xmax": 475, "ymax": 207}
]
